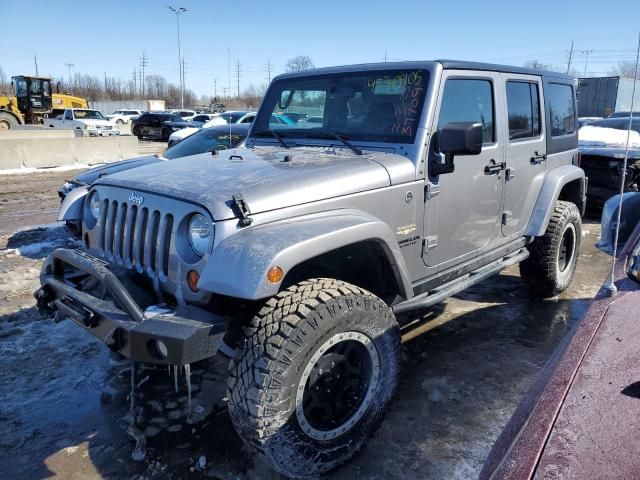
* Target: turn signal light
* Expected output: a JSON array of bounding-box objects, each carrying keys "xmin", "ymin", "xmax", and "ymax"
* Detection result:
[
  {"xmin": 267, "ymin": 266, "xmax": 284, "ymax": 284},
  {"xmin": 187, "ymin": 270, "xmax": 200, "ymax": 292}
]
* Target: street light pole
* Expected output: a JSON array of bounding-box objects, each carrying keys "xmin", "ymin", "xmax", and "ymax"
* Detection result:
[{"xmin": 167, "ymin": 6, "xmax": 187, "ymax": 108}]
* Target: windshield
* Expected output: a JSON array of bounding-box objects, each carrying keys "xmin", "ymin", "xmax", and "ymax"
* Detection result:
[
  {"xmin": 253, "ymin": 69, "xmax": 429, "ymax": 144},
  {"xmin": 74, "ymin": 110, "xmax": 105, "ymax": 120},
  {"xmin": 164, "ymin": 128, "xmax": 246, "ymax": 159}
]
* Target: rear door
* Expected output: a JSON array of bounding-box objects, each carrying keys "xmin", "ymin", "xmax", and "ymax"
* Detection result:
[
  {"xmin": 423, "ymin": 71, "xmax": 505, "ymax": 268},
  {"xmin": 501, "ymin": 74, "xmax": 547, "ymax": 236}
]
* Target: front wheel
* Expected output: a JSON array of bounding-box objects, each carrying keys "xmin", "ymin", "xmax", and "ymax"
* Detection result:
[
  {"xmin": 520, "ymin": 200, "xmax": 581, "ymax": 297},
  {"xmin": 227, "ymin": 278, "xmax": 400, "ymax": 478},
  {"xmin": 132, "ymin": 125, "xmax": 142, "ymax": 139},
  {"xmin": 0, "ymin": 111, "xmax": 19, "ymax": 130}
]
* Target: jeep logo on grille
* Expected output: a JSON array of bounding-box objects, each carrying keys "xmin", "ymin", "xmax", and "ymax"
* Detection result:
[{"xmin": 128, "ymin": 192, "xmax": 144, "ymax": 205}]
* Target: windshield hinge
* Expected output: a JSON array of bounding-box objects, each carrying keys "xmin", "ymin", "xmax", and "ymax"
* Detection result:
[
  {"xmin": 232, "ymin": 194, "xmax": 253, "ymax": 227},
  {"xmin": 425, "ymin": 183, "xmax": 440, "ymax": 200}
]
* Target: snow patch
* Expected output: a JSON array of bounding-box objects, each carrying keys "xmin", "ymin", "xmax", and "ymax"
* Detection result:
[{"xmin": 578, "ymin": 125, "xmax": 640, "ymax": 148}]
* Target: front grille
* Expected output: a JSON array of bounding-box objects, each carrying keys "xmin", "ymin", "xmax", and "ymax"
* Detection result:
[{"xmin": 97, "ymin": 199, "xmax": 173, "ymax": 278}]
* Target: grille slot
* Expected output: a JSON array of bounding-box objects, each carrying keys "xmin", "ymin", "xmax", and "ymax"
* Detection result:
[
  {"xmin": 162, "ymin": 215, "xmax": 174, "ymax": 276},
  {"xmin": 97, "ymin": 198, "xmax": 174, "ymax": 279}
]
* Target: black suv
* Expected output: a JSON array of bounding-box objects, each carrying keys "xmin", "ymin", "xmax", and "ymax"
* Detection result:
[{"xmin": 131, "ymin": 112, "xmax": 183, "ymax": 141}]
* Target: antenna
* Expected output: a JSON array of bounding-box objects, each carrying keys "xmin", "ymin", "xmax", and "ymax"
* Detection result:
[{"xmin": 605, "ymin": 33, "xmax": 640, "ymax": 297}]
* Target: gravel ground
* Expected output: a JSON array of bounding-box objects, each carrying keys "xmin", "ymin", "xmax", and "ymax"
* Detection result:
[{"xmin": 0, "ymin": 167, "xmax": 611, "ymax": 479}]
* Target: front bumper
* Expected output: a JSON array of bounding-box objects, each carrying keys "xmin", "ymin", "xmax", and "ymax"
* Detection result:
[{"xmin": 35, "ymin": 249, "xmax": 226, "ymax": 365}]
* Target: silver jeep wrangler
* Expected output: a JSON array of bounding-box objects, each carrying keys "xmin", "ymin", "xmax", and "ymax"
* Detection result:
[{"xmin": 37, "ymin": 60, "xmax": 585, "ymax": 477}]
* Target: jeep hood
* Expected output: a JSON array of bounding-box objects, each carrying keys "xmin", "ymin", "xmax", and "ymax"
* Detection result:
[{"xmin": 95, "ymin": 147, "xmax": 414, "ymax": 220}]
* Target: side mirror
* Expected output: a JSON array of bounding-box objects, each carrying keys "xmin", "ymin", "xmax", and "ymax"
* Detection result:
[{"xmin": 431, "ymin": 122, "xmax": 483, "ymax": 176}]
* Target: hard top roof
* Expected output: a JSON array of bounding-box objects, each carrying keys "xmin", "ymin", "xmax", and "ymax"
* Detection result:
[{"xmin": 274, "ymin": 60, "xmax": 574, "ymax": 82}]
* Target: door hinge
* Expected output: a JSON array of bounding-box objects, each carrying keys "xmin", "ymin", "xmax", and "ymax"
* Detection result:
[
  {"xmin": 502, "ymin": 211, "xmax": 513, "ymax": 225},
  {"xmin": 422, "ymin": 235, "xmax": 438, "ymax": 254},
  {"xmin": 425, "ymin": 183, "xmax": 440, "ymax": 200}
]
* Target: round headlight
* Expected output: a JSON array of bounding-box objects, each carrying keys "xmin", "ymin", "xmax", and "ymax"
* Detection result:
[
  {"xmin": 88, "ymin": 191, "xmax": 101, "ymax": 219},
  {"xmin": 188, "ymin": 213, "xmax": 212, "ymax": 257}
]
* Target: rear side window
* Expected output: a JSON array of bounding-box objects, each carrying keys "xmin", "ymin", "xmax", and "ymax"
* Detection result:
[
  {"xmin": 438, "ymin": 79, "xmax": 495, "ymax": 144},
  {"xmin": 506, "ymin": 81, "xmax": 541, "ymax": 140},
  {"xmin": 547, "ymin": 83, "xmax": 575, "ymax": 136}
]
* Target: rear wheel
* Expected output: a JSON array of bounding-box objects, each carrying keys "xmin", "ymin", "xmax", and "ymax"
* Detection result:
[
  {"xmin": 227, "ymin": 278, "xmax": 400, "ymax": 478},
  {"xmin": 132, "ymin": 125, "xmax": 143, "ymax": 139},
  {"xmin": 520, "ymin": 200, "xmax": 581, "ymax": 297},
  {"xmin": 161, "ymin": 128, "xmax": 171, "ymax": 142},
  {"xmin": 0, "ymin": 111, "xmax": 19, "ymax": 130}
]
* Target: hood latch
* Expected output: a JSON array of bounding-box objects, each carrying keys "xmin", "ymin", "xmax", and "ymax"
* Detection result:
[{"xmin": 232, "ymin": 193, "xmax": 253, "ymax": 227}]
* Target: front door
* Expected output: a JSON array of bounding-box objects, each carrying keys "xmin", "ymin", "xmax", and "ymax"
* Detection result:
[
  {"xmin": 423, "ymin": 71, "xmax": 505, "ymax": 268},
  {"xmin": 501, "ymin": 74, "xmax": 547, "ymax": 236}
]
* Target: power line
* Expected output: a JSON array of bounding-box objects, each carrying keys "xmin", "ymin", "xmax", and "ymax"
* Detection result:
[
  {"xmin": 580, "ymin": 49, "xmax": 594, "ymax": 75},
  {"xmin": 64, "ymin": 63, "xmax": 74, "ymax": 85}
]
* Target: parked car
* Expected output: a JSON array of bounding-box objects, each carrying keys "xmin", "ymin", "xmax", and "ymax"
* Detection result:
[
  {"xmin": 481, "ymin": 192, "xmax": 640, "ymax": 480},
  {"xmin": 578, "ymin": 118, "xmax": 640, "ymax": 207},
  {"xmin": 43, "ymin": 108, "xmax": 120, "ymax": 136},
  {"xmin": 167, "ymin": 115, "xmax": 228, "ymax": 146},
  {"xmin": 577, "ymin": 116, "xmax": 602, "ymax": 128},
  {"xmin": 131, "ymin": 112, "xmax": 183, "ymax": 141},
  {"xmin": 105, "ymin": 109, "xmax": 143, "ymax": 124},
  {"xmin": 167, "ymin": 113, "xmax": 289, "ymax": 146},
  {"xmin": 279, "ymin": 112, "xmax": 309, "ymax": 123},
  {"xmin": 38, "ymin": 60, "xmax": 584, "ymax": 478},
  {"xmin": 169, "ymin": 109, "xmax": 197, "ymax": 121},
  {"xmin": 608, "ymin": 110, "xmax": 640, "ymax": 118},
  {"xmin": 218, "ymin": 110, "xmax": 256, "ymax": 124}
]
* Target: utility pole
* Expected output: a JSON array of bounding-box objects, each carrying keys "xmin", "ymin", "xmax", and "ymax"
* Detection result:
[
  {"xmin": 213, "ymin": 78, "xmax": 217, "ymax": 98},
  {"xmin": 34, "ymin": 55, "xmax": 39, "ymax": 76},
  {"xmin": 140, "ymin": 51, "xmax": 148, "ymax": 97},
  {"xmin": 581, "ymin": 49, "xmax": 594, "ymax": 76},
  {"xmin": 384, "ymin": 50, "xmax": 388, "ymax": 62},
  {"xmin": 132, "ymin": 67, "xmax": 137, "ymax": 96},
  {"xmin": 222, "ymin": 87, "xmax": 228, "ymax": 101},
  {"xmin": 266, "ymin": 59, "xmax": 272, "ymax": 83},
  {"xmin": 182, "ymin": 57, "xmax": 187, "ymax": 104},
  {"xmin": 566, "ymin": 41, "xmax": 574, "ymax": 74},
  {"xmin": 236, "ymin": 60, "xmax": 241, "ymax": 98},
  {"xmin": 227, "ymin": 47, "xmax": 231, "ymax": 102},
  {"xmin": 167, "ymin": 6, "xmax": 187, "ymax": 108},
  {"xmin": 104, "ymin": 72, "xmax": 107, "ymax": 94},
  {"xmin": 65, "ymin": 63, "xmax": 74, "ymax": 86}
]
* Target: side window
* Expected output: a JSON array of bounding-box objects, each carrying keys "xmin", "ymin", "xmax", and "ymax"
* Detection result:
[
  {"xmin": 438, "ymin": 78, "xmax": 494, "ymax": 144},
  {"xmin": 64, "ymin": 110, "xmax": 73, "ymax": 120},
  {"xmin": 506, "ymin": 81, "xmax": 541, "ymax": 140},
  {"xmin": 547, "ymin": 83, "xmax": 575, "ymax": 136}
]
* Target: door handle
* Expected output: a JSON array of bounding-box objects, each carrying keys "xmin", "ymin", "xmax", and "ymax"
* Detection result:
[
  {"xmin": 484, "ymin": 161, "xmax": 506, "ymax": 175},
  {"xmin": 530, "ymin": 151, "xmax": 547, "ymax": 165}
]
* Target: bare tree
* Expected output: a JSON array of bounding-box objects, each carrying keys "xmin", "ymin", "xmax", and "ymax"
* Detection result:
[
  {"xmin": 524, "ymin": 60, "xmax": 552, "ymax": 70},
  {"xmin": 0, "ymin": 65, "xmax": 9, "ymax": 94},
  {"xmin": 611, "ymin": 61, "xmax": 640, "ymax": 79},
  {"xmin": 286, "ymin": 55, "xmax": 315, "ymax": 72}
]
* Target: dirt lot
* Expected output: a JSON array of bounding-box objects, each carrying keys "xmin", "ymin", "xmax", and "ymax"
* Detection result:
[{"xmin": 0, "ymin": 165, "xmax": 611, "ymax": 479}]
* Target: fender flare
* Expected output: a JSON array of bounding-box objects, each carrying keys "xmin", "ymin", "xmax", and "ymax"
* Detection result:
[
  {"xmin": 58, "ymin": 185, "xmax": 88, "ymax": 221},
  {"xmin": 198, "ymin": 209, "xmax": 413, "ymax": 301},
  {"xmin": 525, "ymin": 165, "xmax": 586, "ymax": 237}
]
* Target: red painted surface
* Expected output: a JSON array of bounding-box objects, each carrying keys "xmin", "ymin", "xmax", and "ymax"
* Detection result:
[{"xmin": 481, "ymin": 222, "xmax": 640, "ymax": 480}]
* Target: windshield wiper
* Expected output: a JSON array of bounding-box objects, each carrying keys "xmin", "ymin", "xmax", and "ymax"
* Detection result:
[
  {"xmin": 252, "ymin": 129, "xmax": 290, "ymax": 149},
  {"xmin": 303, "ymin": 132, "xmax": 362, "ymax": 156}
]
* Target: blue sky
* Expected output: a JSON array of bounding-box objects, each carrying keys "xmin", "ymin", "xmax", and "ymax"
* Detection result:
[{"xmin": 1, "ymin": 0, "xmax": 638, "ymax": 96}]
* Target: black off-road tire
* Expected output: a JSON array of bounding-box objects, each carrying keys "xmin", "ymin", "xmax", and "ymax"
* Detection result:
[
  {"xmin": 161, "ymin": 128, "xmax": 171, "ymax": 142},
  {"xmin": 132, "ymin": 125, "xmax": 142, "ymax": 139},
  {"xmin": 227, "ymin": 278, "xmax": 400, "ymax": 478},
  {"xmin": 0, "ymin": 111, "xmax": 19, "ymax": 130},
  {"xmin": 520, "ymin": 200, "xmax": 581, "ymax": 297}
]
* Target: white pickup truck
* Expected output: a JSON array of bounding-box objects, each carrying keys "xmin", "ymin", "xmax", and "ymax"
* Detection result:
[{"xmin": 44, "ymin": 108, "xmax": 120, "ymax": 136}]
